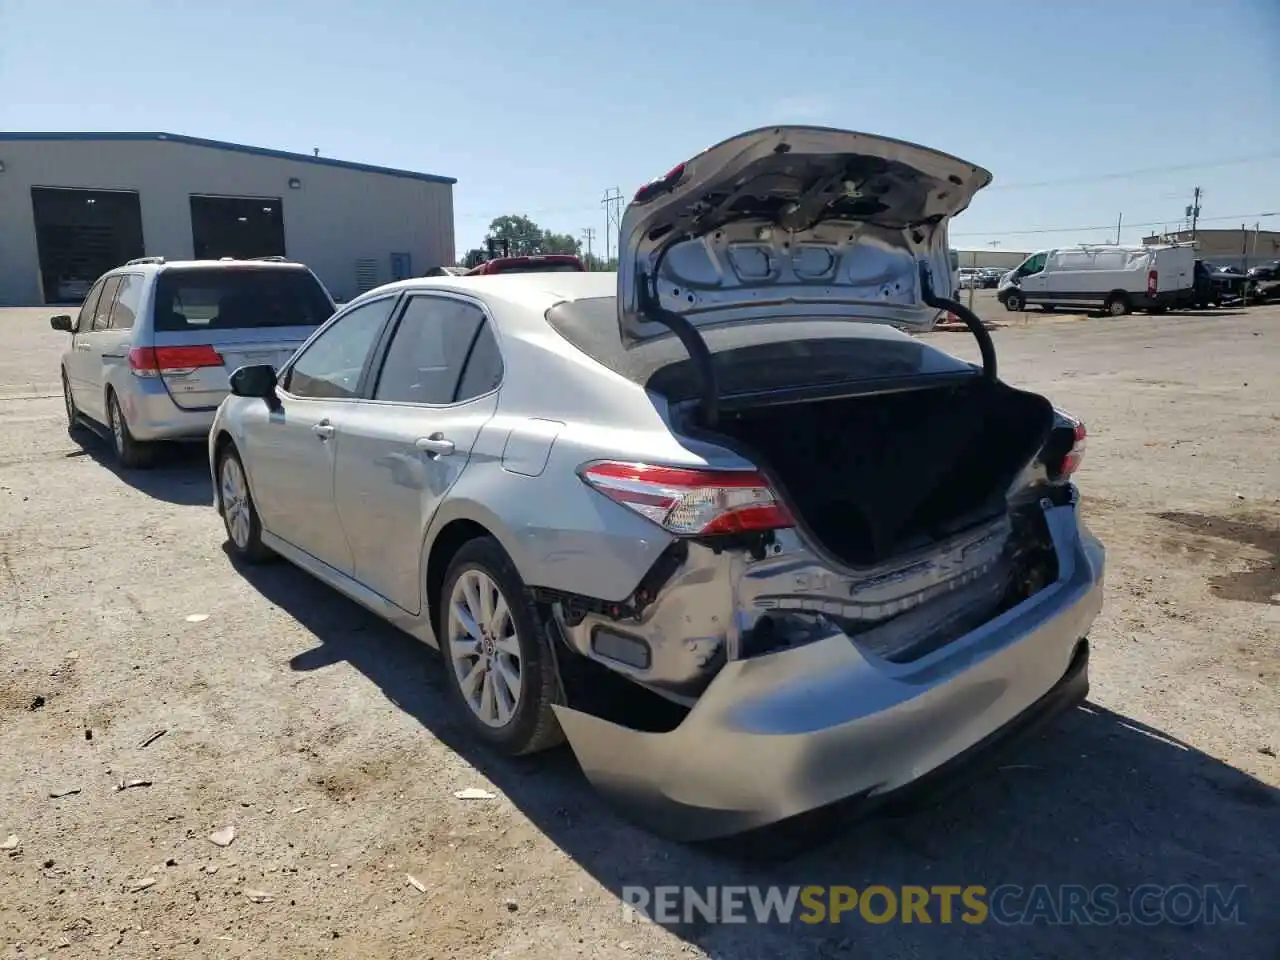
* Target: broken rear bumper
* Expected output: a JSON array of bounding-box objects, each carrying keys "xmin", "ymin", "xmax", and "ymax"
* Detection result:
[{"xmin": 552, "ymin": 504, "xmax": 1104, "ymax": 841}]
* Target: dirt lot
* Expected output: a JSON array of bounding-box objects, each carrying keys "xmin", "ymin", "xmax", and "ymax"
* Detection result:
[{"xmin": 1, "ymin": 302, "xmax": 1277, "ymax": 959}]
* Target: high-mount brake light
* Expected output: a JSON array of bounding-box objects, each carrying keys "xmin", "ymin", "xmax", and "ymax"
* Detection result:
[
  {"xmin": 633, "ymin": 163, "xmax": 687, "ymax": 204},
  {"xmin": 578, "ymin": 461, "xmax": 793, "ymax": 536}
]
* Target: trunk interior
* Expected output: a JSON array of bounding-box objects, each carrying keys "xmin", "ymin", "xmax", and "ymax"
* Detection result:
[{"xmin": 706, "ymin": 378, "xmax": 1055, "ymax": 568}]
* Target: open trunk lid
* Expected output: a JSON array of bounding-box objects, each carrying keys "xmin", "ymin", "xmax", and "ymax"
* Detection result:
[{"xmin": 616, "ymin": 125, "xmax": 992, "ymax": 347}]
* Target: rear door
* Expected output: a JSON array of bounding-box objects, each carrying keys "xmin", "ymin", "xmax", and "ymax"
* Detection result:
[
  {"xmin": 333, "ymin": 293, "xmax": 503, "ymax": 613},
  {"xmin": 149, "ymin": 265, "xmax": 335, "ymax": 410},
  {"xmin": 97, "ymin": 272, "xmax": 144, "ymax": 404}
]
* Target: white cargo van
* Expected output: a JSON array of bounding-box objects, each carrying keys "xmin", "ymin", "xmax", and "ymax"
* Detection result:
[{"xmin": 997, "ymin": 244, "xmax": 1196, "ymax": 315}]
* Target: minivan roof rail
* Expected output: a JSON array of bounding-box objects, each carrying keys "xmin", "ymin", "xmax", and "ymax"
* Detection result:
[
  {"xmin": 249, "ymin": 255, "xmax": 291, "ymax": 261},
  {"xmin": 125, "ymin": 256, "xmax": 165, "ymax": 266}
]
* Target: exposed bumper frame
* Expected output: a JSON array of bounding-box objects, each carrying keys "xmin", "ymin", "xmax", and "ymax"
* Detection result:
[{"xmin": 552, "ymin": 503, "xmax": 1104, "ymax": 842}]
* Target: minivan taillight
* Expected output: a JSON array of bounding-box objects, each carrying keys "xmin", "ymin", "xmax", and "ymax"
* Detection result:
[
  {"xmin": 1147, "ymin": 270, "xmax": 1158, "ymax": 296},
  {"xmin": 578, "ymin": 461, "xmax": 794, "ymax": 535},
  {"xmin": 129, "ymin": 345, "xmax": 223, "ymax": 378}
]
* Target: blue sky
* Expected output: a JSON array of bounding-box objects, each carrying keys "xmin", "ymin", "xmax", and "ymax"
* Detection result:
[{"xmin": 2, "ymin": 0, "xmax": 1277, "ymax": 258}]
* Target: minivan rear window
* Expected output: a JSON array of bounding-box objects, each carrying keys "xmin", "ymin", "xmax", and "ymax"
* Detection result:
[{"xmin": 152, "ymin": 267, "xmax": 334, "ymax": 331}]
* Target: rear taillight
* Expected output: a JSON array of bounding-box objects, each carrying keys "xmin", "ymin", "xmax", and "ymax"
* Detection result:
[
  {"xmin": 1060, "ymin": 421, "xmax": 1087, "ymax": 478},
  {"xmin": 579, "ymin": 461, "xmax": 794, "ymax": 536},
  {"xmin": 129, "ymin": 345, "xmax": 223, "ymax": 378},
  {"xmin": 1147, "ymin": 269, "xmax": 1158, "ymax": 296}
]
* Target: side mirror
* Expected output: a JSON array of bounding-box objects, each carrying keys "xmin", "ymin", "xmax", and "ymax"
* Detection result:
[
  {"xmin": 50, "ymin": 315, "xmax": 73, "ymax": 332},
  {"xmin": 229, "ymin": 364, "xmax": 280, "ymax": 407}
]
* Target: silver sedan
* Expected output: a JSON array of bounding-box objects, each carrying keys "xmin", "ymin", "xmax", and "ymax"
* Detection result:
[{"xmin": 209, "ymin": 125, "xmax": 1105, "ymax": 842}]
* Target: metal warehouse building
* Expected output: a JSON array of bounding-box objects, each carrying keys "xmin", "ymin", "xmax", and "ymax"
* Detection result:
[{"xmin": 0, "ymin": 132, "xmax": 456, "ymax": 305}]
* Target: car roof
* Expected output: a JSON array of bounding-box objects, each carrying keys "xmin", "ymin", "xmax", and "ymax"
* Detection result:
[
  {"xmin": 105, "ymin": 259, "xmax": 312, "ymax": 276},
  {"xmin": 352, "ymin": 270, "xmax": 616, "ymax": 314}
]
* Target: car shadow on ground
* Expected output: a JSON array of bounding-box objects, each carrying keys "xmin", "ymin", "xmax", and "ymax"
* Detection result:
[
  {"xmin": 68, "ymin": 425, "xmax": 212, "ymax": 506},
  {"xmin": 233, "ymin": 555, "xmax": 1279, "ymax": 958}
]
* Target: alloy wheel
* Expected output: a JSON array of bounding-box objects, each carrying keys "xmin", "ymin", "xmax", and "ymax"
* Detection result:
[
  {"xmin": 448, "ymin": 569, "xmax": 523, "ymax": 728},
  {"xmin": 108, "ymin": 397, "xmax": 125, "ymax": 454},
  {"xmin": 221, "ymin": 456, "xmax": 252, "ymax": 549},
  {"xmin": 62, "ymin": 377, "xmax": 76, "ymax": 427}
]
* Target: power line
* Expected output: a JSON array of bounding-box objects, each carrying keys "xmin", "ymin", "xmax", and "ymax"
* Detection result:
[
  {"xmin": 987, "ymin": 153, "xmax": 1280, "ymax": 191},
  {"xmin": 951, "ymin": 211, "xmax": 1279, "ymax": 239}
]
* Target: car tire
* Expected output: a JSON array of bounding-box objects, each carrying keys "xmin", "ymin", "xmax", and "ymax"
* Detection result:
[
  {"xmin": 62, "ymin": 371, "xmax": 83, "ymax": 436},
  {"xmin": 438, "ymin": 537, "xmax": 564, "ymax": 756},
  {"xmin": 1004, "ymin": 291, "xmax": 1025, "ymax": 312},
  {"xmin": 218, "ymin": 444, "xmax": 273, "ymax": 564},
  {"xmin": 106, "ymin": 390, "xmax": 154, "ymax": 469},
  {"xmin": 1104, "ymin": 294, "xmax": 1130, "ymax": 317}
]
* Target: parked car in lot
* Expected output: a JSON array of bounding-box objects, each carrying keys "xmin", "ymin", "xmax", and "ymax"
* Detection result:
[
  {"xmin": 1244, "ymin": 260, "xmax": 1280, "ymax": 303},
  {"xmin": 997, "ymin": 243, "xmax": 1195, "ymax": 315},
  {"xmin": 210, "ymin": 126, "xmax": 1104, "ymax": 843},
  {"xmin": 50, "ymin": 257, "xmax": 335, "ymax": 467},
  {"xmin": 466, "ymin": 254, "xmax": 586, "ymax": 276}
]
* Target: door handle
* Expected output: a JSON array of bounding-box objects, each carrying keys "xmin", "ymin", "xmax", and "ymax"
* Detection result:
[
  {"xmin": 415, "ymin": 434, "xmax": 455, "ymax": 457},
  {"xmin": 312, "ymin": 420, "xmax": 335, "ymax": 440}
]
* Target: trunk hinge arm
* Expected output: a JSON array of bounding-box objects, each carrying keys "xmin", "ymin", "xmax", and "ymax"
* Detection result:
[
  {"xmin": 636, "ymin": 270, "xmax": 721, "ymax": 428},
  {"xmin": 918, "ymin": 262, "xmax": 998, "ymax": 382}
]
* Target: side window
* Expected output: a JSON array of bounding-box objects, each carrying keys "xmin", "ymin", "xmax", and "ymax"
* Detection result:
[
  {"xmin": 109, "ymin": 274, "xmax": 144, "ymax": 330},
  {"xmin": 455, "ymin": 321, "xmax": 504, "ymax": 402},
  {"xmin": 76, "ymin": 280, "xmax": 106, "ymax": 333},
  {"xmin": 373, "ymin": 296, "xmax": 496, "ymax": 405},
  {"xmin": 1019, "ymin": 253, "xmax": 1047, "ymax": 276},
  {"xmin": 91, "ymin": 277, "xmax": 122, "ymax": 330},
  {"xmin": 283, "ymin": 297, "xmax": 395, "ymax": 400}
]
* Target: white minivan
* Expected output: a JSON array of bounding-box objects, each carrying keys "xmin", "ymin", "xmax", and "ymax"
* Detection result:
[{"xmin": 997, "ymin": 244, "xmax": 1195, "ymax": 316}]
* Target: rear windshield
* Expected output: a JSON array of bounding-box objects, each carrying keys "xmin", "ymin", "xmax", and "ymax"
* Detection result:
[
  {"xmin": 545, "ymin": 295, "xmax": 975, "ymax": 402},
  {"xmin": 152, "ymin": 267, "xmax": 334, "ymax": 331}
]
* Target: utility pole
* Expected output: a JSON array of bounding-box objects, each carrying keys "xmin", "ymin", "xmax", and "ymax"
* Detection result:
[
  {"xmin": 1188, "ymin": 187, "xmax": 1201, "ymax": 240},
  {"xmin": 581, "ymin": 227, "xmax": 595, "ymax": 267},
  {"xmin": 1115, "ymin": 212, "xmax": 1122, "ymax": 245},
  {"xmin": 601, "ymin": 187, "xmax": 624, "ymax": 263}
]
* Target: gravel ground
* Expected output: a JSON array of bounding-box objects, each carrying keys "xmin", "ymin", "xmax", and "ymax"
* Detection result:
[{"xmin": 1, "ymin": 302, "xmax": 1276, "ymax": 959}]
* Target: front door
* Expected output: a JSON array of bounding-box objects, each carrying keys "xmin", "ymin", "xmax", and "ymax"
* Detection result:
[
  {"xmin": 242, "ymin": 295, "xmax": 398, "ymax": 572},
  {"xmin": 65, "ymin": 278, "xmax": 106, "ymax": 415},
  {"xmin": 333, "ymin": 294, "xmax": 504, "ymax": 614},
  {"xmin": 76, "ymin": 275, "xmax": 122, "ymax": 423}
]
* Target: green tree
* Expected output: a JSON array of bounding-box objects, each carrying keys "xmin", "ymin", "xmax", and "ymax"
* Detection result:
[{"xmin": 480, "ymin": 215, "xmax": 582, "ymax": 258}]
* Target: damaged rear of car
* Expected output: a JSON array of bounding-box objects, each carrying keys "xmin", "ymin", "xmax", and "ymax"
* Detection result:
[{"xmin": 520, "ymin": 126, "xmax": 1104, "ymax": 841}]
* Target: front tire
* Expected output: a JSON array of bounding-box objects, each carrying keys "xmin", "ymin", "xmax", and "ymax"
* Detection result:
[
  {"xmin": 1003, "ymin": 291, "xmax": 1025, "ymax": 312},
  {"xmin": 62, "ymin": 372, "xmax": 83, "ymax": 436},
  {"xmin": 106, "ymin": 390, "xmax": 154, "ymax": 469},
  {"xmin": 439, "ymin": 537, "xmax": 564, "ymax": 756},
  {"xmin": 218, "ymin": 445, "xmax": 273, "ymax": 564}
]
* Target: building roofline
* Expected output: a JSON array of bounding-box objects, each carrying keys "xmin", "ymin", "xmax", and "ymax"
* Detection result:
[{"xmin": 0, "ymin": 132, "xmax": 456, "ymax": 185}]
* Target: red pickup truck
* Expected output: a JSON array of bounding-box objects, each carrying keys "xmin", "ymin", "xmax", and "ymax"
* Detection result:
[{"xmin": 465, "ymin": 254, "xmax": 586, "ymax": 276}]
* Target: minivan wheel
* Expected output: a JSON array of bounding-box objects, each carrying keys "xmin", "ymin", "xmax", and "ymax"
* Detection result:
[
  {"xmin": 62, "ymin": 372, "xmax": 82, "ymax": 434},
  {"xmin": 218, "ymin": 445, "xmax": 273, "ymax": 564},
  {"xmin": 106, "ymin": 391, "xmax": 154, "ymax": 469},
  {"xmin": 1104, "ymin": 294, "xmax": 1130, "ymax": 317},
  {"xmin": 439, "ymin": 537, "xmax": 564, "ymax": 756},
  {"xmin": 1003, "ymin": 291, "xmax": 1025, "ymax": 312}
]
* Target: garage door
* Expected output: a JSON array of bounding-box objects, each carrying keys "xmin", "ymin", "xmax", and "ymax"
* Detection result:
[{"xmin": 30, "ymin": 187, "xmax": 145, "ymax": 305}]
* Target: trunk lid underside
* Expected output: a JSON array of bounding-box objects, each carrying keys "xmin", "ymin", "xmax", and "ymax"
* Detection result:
[{"xmin": 616, "ymin": 125, "xmax": 992, "ymax": 347}]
